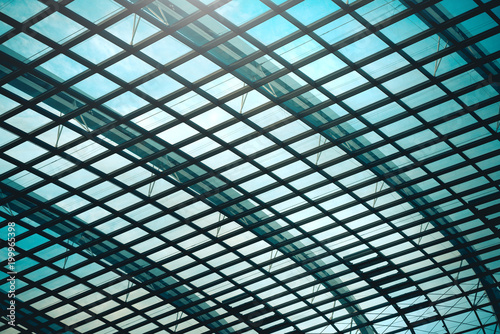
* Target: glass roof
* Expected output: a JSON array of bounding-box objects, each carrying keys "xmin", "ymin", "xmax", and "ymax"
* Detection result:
[{"xmin": 1, "ymin": 0, "xmax": 500, "ymax": 333}]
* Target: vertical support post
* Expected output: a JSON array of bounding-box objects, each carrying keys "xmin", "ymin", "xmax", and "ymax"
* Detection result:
[
  {"xmin": 267, "ymin": 249, "xmax": 278, "ymax": 272},
  {"xmin": 130, "ymin": 13, "xmax": 141, "ymax": 45}
]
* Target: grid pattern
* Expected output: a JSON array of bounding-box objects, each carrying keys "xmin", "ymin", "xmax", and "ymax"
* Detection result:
[{"xmin": 1, "ymin": 0, "xmax": 500, "ymax": 333}]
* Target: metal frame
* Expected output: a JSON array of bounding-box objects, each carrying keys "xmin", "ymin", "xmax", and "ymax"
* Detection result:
[{"xmin": 1, "ymin": 0, "xmax": 499, "ymax": 333}]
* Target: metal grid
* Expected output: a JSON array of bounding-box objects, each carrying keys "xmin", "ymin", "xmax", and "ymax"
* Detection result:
[{"xmin": 0, "ymin": 0, "xmax": 499, "ymax": 333}]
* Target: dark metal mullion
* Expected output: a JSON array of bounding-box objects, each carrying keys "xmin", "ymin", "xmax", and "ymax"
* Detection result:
[
  {"xmin": 124, "ymin": 151, "xmax": 500, "ymax": 269},
  {"xmin": 223, "ymin": 237, "xmax": 500, "ymax": 326},
  {"xmin": 0, "ymin": 0, "xmax": 64, "ymax": 44},
  {"xmin": 92, "ymin": 0, "xmax": 307, "ymax": 124},
  {"xmin": 278, "ymin": 7, "xmax": 496, "ymax": 181},
  {"xmin": 12, "ymin": 206, "xmax": 242, "ymax": 334},
  {"xmin": 3, "ymin": 161, "xmax": 295, "ymax": 333},
  {"xmin": 1, "ymin": 12, "xmax": 496, "ymax": 162},
  {"xmin": 188, "ymin": 168, "xmax": 500, "ymax": 330},
  {"xmin": 19, "ymin": 72, "xmax": 382, "ymax": 332},
  {"xmin": 152, "ymin": 85, "xmax": 500, "ymax": 334},
  {"xmin": 246, "ymin": 0, "xmax": 493, "ymax": 114},
  {"xmin": 0, "ymin": 295, "xmax": 82, "ymax": 334},
  {"xmin": 21, "ymin": 163, "xmax": 494, "ymax": 310},
  {"xmin": 94, "ymin": 73, "xmax": 373, "ymax": 333},
  {"xmin": 273, "ymin": 255, "xmax": 500, "ymax": 334},
  {"xmin": 160, "ymin": 100, "xmax": 500, "ymax": 222},
  {"xmin": 99, "ymin": 0, "xmax": 309, "ymax": 125},
  {"xmin": 253, "ymin": 162, "xmax": 500, "ymax": 253},
  {"xmin": 1, "ymin": 0, "xmax": 494, "ymax": 147},
  {"xmin": 153, "ymin": 91, "xmax": 380, "ymax": 334},
  {"xmin": 277, "ymin": 155, "xmax": 500, "ymax": 249},
  {"xmin": 0, "ymin": 49, "xmax": 262, "ymax": 235},
  {"xmin": 193, "ymin": 42, "xmax": 436, "ymax": 328},
  {"xmin": 1, "ymin": 0, "xmax": 498, "ymax": 332},
  {"xmin": 0, "ymin": 6, "xmax": 72, "ymax": 56},
  {"xmin": 0, "ymin": 137, "xmax": 292, "ymax": 312},
  {"xmin": 15, "ymin": 218, "xmax": 291, "ymax": 334},
  {"xmin": 139, "ymin": 55, "xmax": 500, "ymax": 218},
  {"xmin": 313, "ymin": 4, "xmax": 500, "ymax": 330},
  {"xmin": 400, "ymin": 0, "xmax": 500, "ymax": 246},
  {"xmin": 232, "ymin": 0, "xmax": 500, "ymax": 209},
  {"xmin": 0, "ymin": 0, "xmax": 223, "ymax": 87},
  {"xmin": 8, "ymin": 193, "xmax": 496, "ymax": 332},
  {"xmin": 224, "ymin": 237, "xmax": 500, "ymax": 326},
  {"xmin": 4, "ymin": 213, "xmax": 188, "ymax": 334},
  {"xmin": 77, "ymin": 26, "xmax": 500, "ymax": 248},
  {"xmin": 169, "ymin": 257, "xmax": 304, "ymax": 334},
  {"xmin": 6, "ymin": 248, "xmax": 136, "ymax": 334},
  {"xmin": 0, "ymin": 119, "xmax": 278, "ymax": 290},
  {"xmin": 24, "ymin": 223, "xmax": 496, "ymax": 334},
  {"xmin": 0, "ymin": 0, "xmax": 232, "ymax": 151},
  {"xmin": 208, "ymin": 181, "xmax": 350, "ymax": 331},
  {"xmin": 283, "ymin": 9, "xmax": 500, "ymax": 94},
  {"xmin": 4, "ymin": 82, "xmax": 492, "ymax": 233},
  {"xmin": 1, "ymin": 27, "xmax": 498, "ymax": 219},
  {"xmin": 252, "ymin": 146, "xmax": 415, "ymax": 334},
  {"xmin": 415, "ymin": 0, "xmax": 500, "ymax": 82},
  {"xmin": 218, "ymin": 186, "xmax": 498, "ymax": 288},
  {"xmin": 5, "ymin": 188, "xmax": 272, "ymax": 334},
  {"xmin": 0, "ymin": 0, "xmax": 305, "ymax": 148},
  {"xmin": 5, "ymin": 145, "xmax": 494, "ymax": 288},
  {"xmin": 352, "ymin": 1, "xmax": 500, "ymax": 325},
  {"xmin": 0, "ymin": 3, "xmax": 398, "ymax": 326},
  {"xmin": 357, "ymin": 0, "xmax": 499, "ymax": 222},
  {"xmin": 0, "ymin": 155, "xmax": 258, "ymax": 334},
  {"xmin": 299, "ymin": 263, "xmax": 500, "ymax": 334},
  {"xmin": 0, "ymin": 18, "xmax": 306, "ymax": 232},
  {"xmin": 219, "ymin": 100, "xmax": 500, "ymax": 230},
  {"xmin": 152, "ymin": 130, "xmax": 343, "ymax": 333}
]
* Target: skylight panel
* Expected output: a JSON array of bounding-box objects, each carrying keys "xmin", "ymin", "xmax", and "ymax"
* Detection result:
[
  {"xmin": 157, "ymin": 122, "xmax": 199, "ymax": 145},
  {"xmin": 322, "ymin": 70, "xmax": 368, "ymax": 96},
  {"xmin": 382, "ymin": 68, "xmax": 428, "ymax": 95},
  {"xmin": 72, "ymin": 73, "xmax": 119, "ymax": 99},
  {"xmin": 137, "ymin": 74, "xmax": 183, "ymax": 100},
  {"xmin": 216, "ymin": 0, "xmax": 270, "ymax": 26},
  {"xmin": 38, "ymin": 54, "xmax": 88, "ymax": 82},
  {"xmin": 344, "ymin": 86, "xmax": 388, "ymax": 110},
  {"xmin": 1, "ymin": 1, "xmax": 500, "ymax": 333},
  {"xmin": 314, "ymin": 14, "xmax": 365, "ymax": 45},
  {"xmin": 380, "ymin": 14, "xmax": 429, "ymax": 44},
  {"xmin": 339, "ymin": 33, "xmax": 388, "ymax": 63},
  {"xmin": 104, "ymin": 91, "xmax": 149, "ymax": 117},
  {"xmin": 141, "ymin": 35, "xmax": 192, "ymax": 65},
  {"xmin": 226, "ymin": 89, "xmax": 271, "ymax": 114},
  {"xmin": 300, "ymin": 53, "xmax": 346, "ymax": 81},
  {"xmin": 165, "ymin": 91, "xmax": 210, "ymax": 115},
  {"xmin": 0, "ymin": 0, "xmax": 47, "ymax": 22},
  {"xmin": 70, "ymin": 34, "xmax": 122, "ymax": 64},
  {"xmin": 356, "ymin": 0, "xmax": 405, "ymax": 25},
  {"xmin": 106, "ymin": 14, "xmax": 160, "ymax": 45},
  {"xmin": 214, "ymin": 121, "xmax": 254, "ymax": 143},
  {"xmin": 202, "ymin": 149, "xmax": 241, "ymax": 170},
  {"xmin": 247, "ymin": 15, "xmax": 299, "ymax": 46},
  {"xmin": 31, "ymin": 12, "xmax": 87, "ymax": 44},
  {"xmin": 287, "ymin": 0, "xmax": 339, "ymax": 26},
  {"xmin": 201, "ymin": 73, "xmax": 244, "ymax": 100},
  {"xmin": 177, "ymin": 15, "xmax": 229, "ymax": 47},
  {"xmin": 66, "ymin": 0, "xmax": 123, "ymax": 24},
  {"xmin": 106, "ymin": 55, "xmax": 155, "ymax": 82},
  {"xmin": 1, "ymin": 32, "xmax": 52, "ymax": 62},
  {"xmin": 172, "ymin": 55, "xmax": 221, "ymax": 82},
  {"xmin": 4, "ymin": 141, "xmax": 48, "ymax": 163}
]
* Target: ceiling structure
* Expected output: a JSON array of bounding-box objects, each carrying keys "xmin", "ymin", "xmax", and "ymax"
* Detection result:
[{"xmin": 1, "ymin": 0, "xmax": 500, "ymax": 333}]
